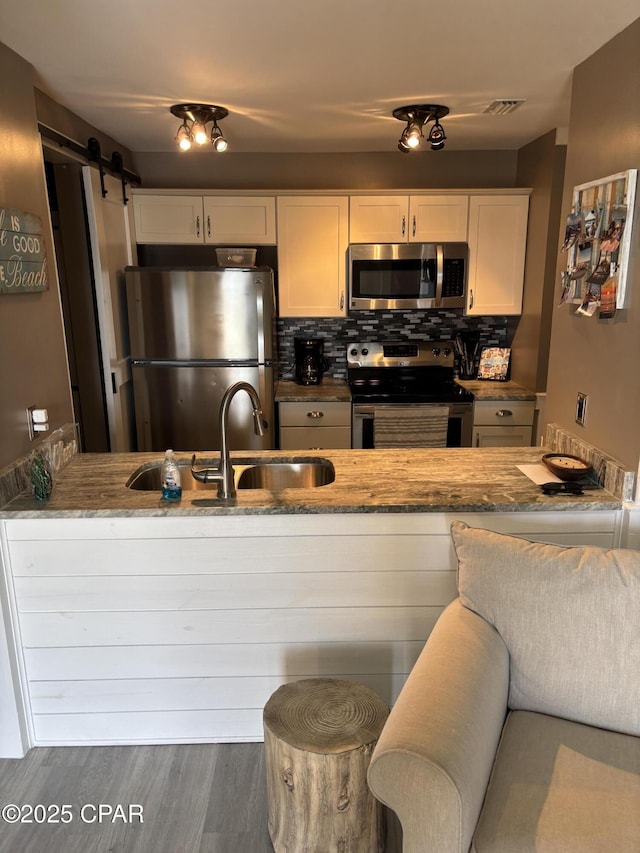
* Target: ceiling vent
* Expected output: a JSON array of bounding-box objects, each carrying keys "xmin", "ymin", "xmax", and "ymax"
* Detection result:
[{"xmin": 484, "ymin": 99, "xmax": 526, "ymax": 116}]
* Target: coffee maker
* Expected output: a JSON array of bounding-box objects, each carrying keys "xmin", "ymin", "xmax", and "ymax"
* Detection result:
[{"xmin": 294, "ymin": 337, "xmax": 329, "ymax": 385}]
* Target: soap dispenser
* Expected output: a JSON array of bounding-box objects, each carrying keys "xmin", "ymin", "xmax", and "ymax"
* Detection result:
[{"xmin": 160, "ymin": 449, "xmax": 182, "ymax": 500}]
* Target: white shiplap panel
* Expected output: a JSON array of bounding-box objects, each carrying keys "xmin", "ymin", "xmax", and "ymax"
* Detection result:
[
  {"xmin": 14, "ymin": 570, "xmax": 457, "ymax": 612},
  {"xmin": 20, "ymin": 606, "xmax": 442, "ymax": 648},
  {"xmin": 9, "ymin": 535, "xmax": 455, "ymax": 577},
  {"xmin": 33, "ymin": 708, "xmax": 264, "ymax": 743},
  {"xmin": 29, "ymin": 672, "xmax": 408, "ymax": 714},
  {"xmin": 24, "ymin": 640, "xmax": 426, "ymax": 681},
  {"xmin": 524, "ymin": 533, "xmax": 618, "ymax": 546},
  {"xmin": 5, "ymin": 510, "xmax": 621, "ymax": 542}
]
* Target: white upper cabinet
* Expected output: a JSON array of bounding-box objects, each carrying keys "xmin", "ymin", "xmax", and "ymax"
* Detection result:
[
  {"xmin": 277, "ymin": 196, "xmax": 349, "ymax": 317},
  {"xmin": 132, "ymin": 194, "xmax": 276, "ymax": 244},
  {"xmin": 466, "ymin": 195, "xmax": 529, "ymax": 316},
  {"xmin": 133, "ymin": 195, "xmax": 204, "ymax": 244},
  {"xmin": 349, "ymin": 195, "xmax": 409, "ymax": 243},
  {"xmin": 202, "ymin": 196, "xmax": 276, "ymax": 244},
  {"xmin": 410, "ymin": 195, "xmax": 469, "ymax": 242},
  {"xmin": 349, "ymin": 194, "xmax": 468, "ymax": 243}
]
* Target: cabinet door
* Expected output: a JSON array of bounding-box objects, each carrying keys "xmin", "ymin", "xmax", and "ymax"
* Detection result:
[
  {"xmin": 132, "ymin": 195, "xmax": 204, "ymax": 244},
  {"xmin": 410, "ymin": 195, "xmax": 469, "ymax": 242},
  {"xmin": 472, "ymin": 425, "xmax": 533, "ymax": 447},
  {"xmin": 203, "ymin": 196, "xmax": 276, "ymax": 244},
  {"xmin": 466, "ymin": 195, "xmax": 529, "ymax": 315},
  {"xmin": 349, "ymin": 196, "xmax": 409, "ymax": 243},
  {"xmin": 277, "ymin": 197, "xmax": 349, "ymax": 317}
]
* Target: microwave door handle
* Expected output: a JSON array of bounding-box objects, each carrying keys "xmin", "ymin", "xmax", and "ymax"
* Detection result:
[{"xmin": 435, "ymin": 244, "xmax": 444, "ymax": 302}]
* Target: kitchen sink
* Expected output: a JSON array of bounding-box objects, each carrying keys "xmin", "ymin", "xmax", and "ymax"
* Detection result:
[
  {"xmin": 126, "ymin": 457, "xmax": 335, "ymax": 492},
  {"xmin": 236, "ymin": 461, "xmax": 334, "ymax": 489},
  {"xmin": 126, "ymin": 461, "xmax": 211, "ymax": 491}
]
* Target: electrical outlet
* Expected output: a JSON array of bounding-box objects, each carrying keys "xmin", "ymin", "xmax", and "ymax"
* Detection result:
[
  {"xmin": 575, "ymin": 392, "xmax": 588, "ymax": 427},
  {"xmin": 27, "ymin": 406, "xmax": 49, "ymax": 440}
]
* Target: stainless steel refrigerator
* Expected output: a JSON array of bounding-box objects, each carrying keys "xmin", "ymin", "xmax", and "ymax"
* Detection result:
[{"xmin": 125, "ymin": 266, "xmax": 276, "ymax": 452}]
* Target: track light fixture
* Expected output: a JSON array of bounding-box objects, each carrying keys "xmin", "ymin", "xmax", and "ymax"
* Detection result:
[
  {"xmin": 393, "ymin": 104, "xmax": 449, "ymax": 153},
  {"xmin": 170, "ymin": 104, "xmax": 229, "ymax": 152}
]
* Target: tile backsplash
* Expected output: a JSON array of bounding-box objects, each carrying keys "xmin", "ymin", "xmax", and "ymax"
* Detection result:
[{"xmin": 277, "ymin": 311, "xmax": 519, "ymax": 379}]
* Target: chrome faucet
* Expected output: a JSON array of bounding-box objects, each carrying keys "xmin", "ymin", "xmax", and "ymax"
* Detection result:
[{"xmin": 191, "ymin": 382, "xmax": 265, "ymax": 499}]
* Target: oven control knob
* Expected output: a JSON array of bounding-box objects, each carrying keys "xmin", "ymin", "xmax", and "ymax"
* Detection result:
[
  {"xmin": 361, "ymin": 348, "xmax": 369, "ymax": 355},
  {"xmin": 349, "ymin": 348, "xmax": 358, "ymax": 357},
  {"xmin": 443, "ymin": 347, "xmax": 451, "ymax": 357},
  {"xmin": 432, "ymin": 347, "xmax": 441, "ymax": 356}
]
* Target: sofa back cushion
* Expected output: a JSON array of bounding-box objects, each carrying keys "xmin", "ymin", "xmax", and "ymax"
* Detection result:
[{"xmin": 451, "ymin": 521, "xmax": 640, "ymax": 737}]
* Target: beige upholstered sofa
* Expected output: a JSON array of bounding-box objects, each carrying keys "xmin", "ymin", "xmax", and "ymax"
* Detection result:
[{"xmin": 368, "ymin": 521, "xmax": 640, "ymax": 852}]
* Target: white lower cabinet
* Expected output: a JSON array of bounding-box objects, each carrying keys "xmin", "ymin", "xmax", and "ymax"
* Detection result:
[
  {"xmin": 0, "ymin": 510, "xmax": 623, "ymax": 748},
  {"xmin": 279, "ymin": 401, "xmax": 351, "ymax": 449},
  {"xmin": 472, "ymin": 400, "xmax": 535, "ymax": 447}
]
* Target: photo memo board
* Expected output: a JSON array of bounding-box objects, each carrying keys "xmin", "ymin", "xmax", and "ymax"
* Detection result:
[{"xmin": 560, "ymin": 170, "xmax": 637, "ymax": 315}]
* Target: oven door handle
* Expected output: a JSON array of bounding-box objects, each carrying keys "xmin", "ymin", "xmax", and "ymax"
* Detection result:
[{"xmin": 435, "ymin": 244, "xmax": 444, "ymax": 303}]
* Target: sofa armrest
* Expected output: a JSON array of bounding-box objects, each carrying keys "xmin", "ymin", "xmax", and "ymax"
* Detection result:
[{"xmin": 368, "ymin": 599, "xmax": 509, "ymax": 853}]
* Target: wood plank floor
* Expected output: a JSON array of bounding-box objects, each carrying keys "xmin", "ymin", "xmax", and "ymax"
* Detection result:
[
  {"xmin": 0, "ymin": 743, "xmax": 272, "ymax": 853},
  {"xmin": 0, "ymin": 743, "xmax": 401, "ymax": 852}
]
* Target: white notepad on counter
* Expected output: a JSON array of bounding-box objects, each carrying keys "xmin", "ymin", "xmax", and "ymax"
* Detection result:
[{"xmin": 516, "ymin": 464, "xmax": 563, "ymax": 485}]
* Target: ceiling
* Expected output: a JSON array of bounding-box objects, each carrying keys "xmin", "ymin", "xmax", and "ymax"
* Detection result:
[{"xmin": 1, "ymin": 1, "xmax": 638, "ymax": 155}]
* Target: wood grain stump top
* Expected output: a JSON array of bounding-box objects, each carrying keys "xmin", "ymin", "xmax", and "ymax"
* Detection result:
[{"xmin": 264, "ymin": 677, "xmax": 389, "ymax": 754}]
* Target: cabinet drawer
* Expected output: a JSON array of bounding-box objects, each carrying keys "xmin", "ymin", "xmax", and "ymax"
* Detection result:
[
  {"xmin": 473, "ymin": 400, "xmax": 535, "ymax": 426},
  {"xmin": 280, "ymin": 426, "xmax": 351, "ymax": 450},
  {"xmin": 279, "ymin": 401, "xmax": 351, "ymax": 427},
  {"xmin": 473, "ymin": 425, "xmax": 533, "ymax": 448}
]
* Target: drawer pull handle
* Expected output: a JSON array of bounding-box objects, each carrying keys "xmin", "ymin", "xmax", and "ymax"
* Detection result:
[
  {"xmin": 307, "ymin": 411, "xmax": 324, "ymax": 418},
  {"xmin": 496, "ymin": 409, "xmax": 513, "ymax": 417}
]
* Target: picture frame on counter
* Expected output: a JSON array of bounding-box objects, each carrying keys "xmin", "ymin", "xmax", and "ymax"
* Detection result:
[{"xmin": 476, "ymin": 347, "xmax": 511, "ymax": 381}]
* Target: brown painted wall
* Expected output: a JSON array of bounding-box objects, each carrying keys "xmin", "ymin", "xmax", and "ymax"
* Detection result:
[
  {"xmin": 544, "ymin": 18, "xmax": 640, "ymax": 473},
  {"xmin": 0, "ymin": 43, "xmax": 73, "ymax": 469},
  {"xmin": 35, "ymin": 90, "xmax": 138, "ymax": 175},
  {"xmin": 511, "ymin": 131, "xmax": 566, "ymax": 393},
  {"xmin": 133, "ymin": 149, "xmax": 518, "ymax": 190}
]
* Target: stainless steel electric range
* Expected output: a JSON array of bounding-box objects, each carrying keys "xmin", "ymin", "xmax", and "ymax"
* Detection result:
[{"xmin": 347, "ymin": 341, "xmax": 474, "ymax": 448}]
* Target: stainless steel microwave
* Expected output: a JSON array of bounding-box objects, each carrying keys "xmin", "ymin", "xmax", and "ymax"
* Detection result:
[{"xmin": 348, "ymin": 242, "xmax": 468, "ymax": 311}]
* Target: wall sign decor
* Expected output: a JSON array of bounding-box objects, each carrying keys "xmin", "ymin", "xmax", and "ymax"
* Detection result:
[
  {"xmin": 0, "ymin": 207, "xmax": 49, "ymax": 294},
  {"xmin": 559, "ymin": 169, "xmax": 637, "ymax": 317}
]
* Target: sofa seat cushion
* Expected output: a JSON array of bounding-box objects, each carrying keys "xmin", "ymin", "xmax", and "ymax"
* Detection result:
[
  {"xmin": 472, "ymin": 710, "xmax": 640, "ymax": 853},
  {"xmin": 451, "ymin": 521, "xmax": 640, "ymax": 736}
]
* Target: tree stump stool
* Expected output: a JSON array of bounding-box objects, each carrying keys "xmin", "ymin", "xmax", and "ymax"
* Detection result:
[{"xmin": 263, "ymin": 677, "xmax": 389, "ymax": 853}]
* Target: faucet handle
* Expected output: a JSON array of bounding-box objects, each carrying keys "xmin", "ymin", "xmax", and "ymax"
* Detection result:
[{"xmin": 190, "ymin": 453, "xmax": 222, "ymax": 484}]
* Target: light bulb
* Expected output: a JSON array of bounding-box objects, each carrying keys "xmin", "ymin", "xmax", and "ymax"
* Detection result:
[
  {"xmin": 192, "ymin": 121, "xmax": 208, "ymax": 145},
  {"xmin": 176, "ymin": 123, "xmax": 192, "ymax": 151},
  {"xmin": 428, "ymin": 121, "xmax": 446, "ymax": 150},
  {"xmin": 211, "ymin": 123, "xmax": 228, "ymax": 152},
  {"xmin": 405, "ymin": 122, "xmax": 422, "ymax": 149}
]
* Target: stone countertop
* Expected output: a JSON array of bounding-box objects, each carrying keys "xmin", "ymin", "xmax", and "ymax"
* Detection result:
[
  {"xmin": 0, "ymin": 448, "xmax": 620, "ymax": 518},
  {"xmin": 275, "ymin": 378, "xmax": 534, "ymax": 403},
  {"xmin": 456, "ymin": 379, "xmax": 536, "ymax": 401},
  {"xmin": 275, "ymin": 378, "xmax": 351, "ymax": 402}
]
